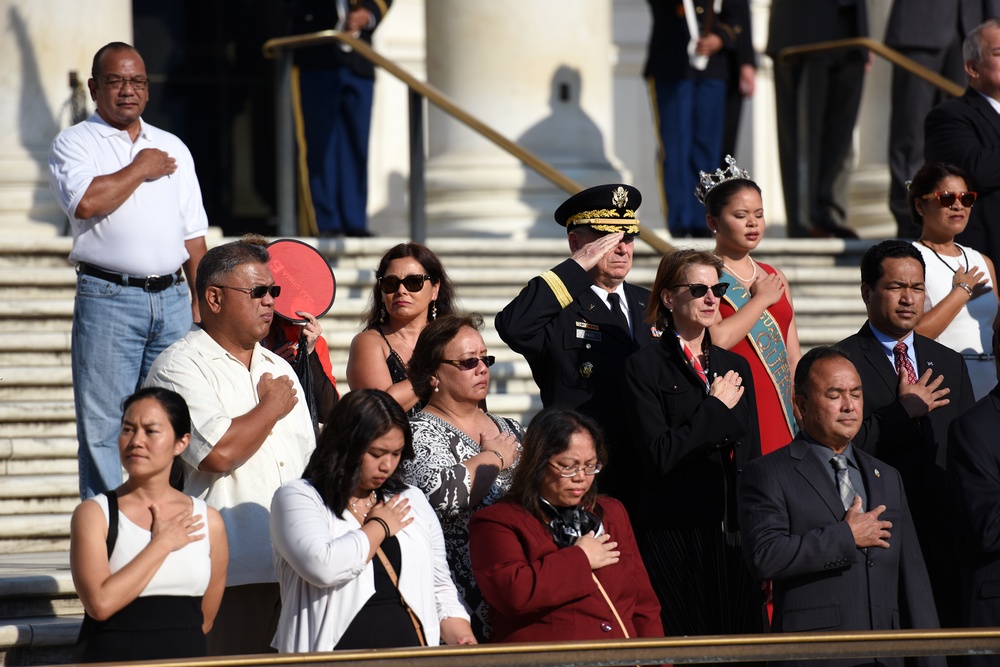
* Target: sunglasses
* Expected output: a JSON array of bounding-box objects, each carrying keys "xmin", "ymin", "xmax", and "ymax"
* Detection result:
[
  {"xmin": 215, "ymin": 284, "xmax": 281, "ymax": 299},
  {"xmin": 674, "ymin": 282, "xmax": 729, "ymax": 298},
  {"xmin": 920, "ymin": 191, "xmax": 977, "ymax": 208},
  {"xmin": 378, "ymin": 273, "xmax": 432, "ymax": 294},
  {"xmin": 442, "ymin": 355, "xmax": 495, "ymax": 370}
]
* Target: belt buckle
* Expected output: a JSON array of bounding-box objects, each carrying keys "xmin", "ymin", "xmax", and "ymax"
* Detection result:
[{"xmin": 143, "ymin": 274, "xmax": 168, "ymax": 292}]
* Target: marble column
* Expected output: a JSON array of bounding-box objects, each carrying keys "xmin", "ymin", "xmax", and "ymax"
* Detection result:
[
  {"xmin": 0, "ymin": 1, "xmax": 131, "ymax": 235},
  {"xmin": 424, "ymin": 0, "xmax": 626, "ymax": 239}
]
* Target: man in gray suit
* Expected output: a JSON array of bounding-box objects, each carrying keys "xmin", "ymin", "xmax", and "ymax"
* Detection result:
[
  {"xmin": 886, "ymin": 0, "xmax": 997, "ymax": 238},
  {"xmin": 739, "ymin": 346, "xmax": 942, "ymax": 667}
]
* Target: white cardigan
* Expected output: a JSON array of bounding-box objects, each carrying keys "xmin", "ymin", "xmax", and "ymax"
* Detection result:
[{"xmin": 269, "ymin": 479, "xmax": 470, "ymax": 652}]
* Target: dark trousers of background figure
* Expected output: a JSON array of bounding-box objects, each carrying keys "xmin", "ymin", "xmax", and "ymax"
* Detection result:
[
  {"xmin": 298, "ymin": 66, "xmax": 374, "ymax": 235},
  {"xmin": 649, "ymin": 76, "xmax": 726, "ymax": 237},
  {"xmin": 206, "ymin": 582, "xmax": 281, "ymax": 656},
  {"xmin": 891, "ymin": 42, "xmax": 965, "ymax": 239},
  {"xmin": 773, "ymin": 52, "xmax": 865, "ymax": 237}
]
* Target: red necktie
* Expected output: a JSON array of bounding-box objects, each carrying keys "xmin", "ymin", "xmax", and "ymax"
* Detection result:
[{"xmin": 894, "ymin": 340, "xmax": 918, "ymax": 384}]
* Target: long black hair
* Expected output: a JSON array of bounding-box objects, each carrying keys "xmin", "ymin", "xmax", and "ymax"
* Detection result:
[{"xmin": 302, "ymin": 389, "xmax": 414, "ymax": 518}]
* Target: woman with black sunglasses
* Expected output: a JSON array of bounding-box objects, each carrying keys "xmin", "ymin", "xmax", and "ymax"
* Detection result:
[
  {"xmin": 622, "ymin": 248, "xmax": 764, "ymax": 639},
  {"xmin": 347, "ymin": 243, "xmax": 457, "ymax": 415},
  {"xmin": 402, "ymin": 313, "xmax": 523, "ymax": 640},
  {"xmin": 909, "ymin": 163, "xmax": 999, "ymax": 400}
]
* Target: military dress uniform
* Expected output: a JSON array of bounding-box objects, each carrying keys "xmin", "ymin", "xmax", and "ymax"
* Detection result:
[{"xmin": 495, "ymin": 185, "xmax": 655, "ymax": 511}]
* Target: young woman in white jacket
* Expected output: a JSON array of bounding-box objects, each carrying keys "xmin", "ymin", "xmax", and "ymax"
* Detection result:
[{"xmin": 270, "ymin": 389, "xmax": 475, "ymax": 651}]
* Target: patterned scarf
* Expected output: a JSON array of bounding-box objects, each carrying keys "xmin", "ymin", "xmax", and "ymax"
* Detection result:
[
  {"xmin": 540, "ymin": 498, "xmax": 603, "ymax": 548},
  {"xmin": 674, "ymin": 331, "xmax": 710, "ymax": 393}
]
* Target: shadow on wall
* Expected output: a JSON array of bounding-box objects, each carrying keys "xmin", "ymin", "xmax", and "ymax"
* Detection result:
[
  {"xmin": 517, "ymin": 66, "xmax": 615, "ymax": 238},
  {"xmin": 8, "ymin": 5, "xmax": 69, "ymax": 231}
]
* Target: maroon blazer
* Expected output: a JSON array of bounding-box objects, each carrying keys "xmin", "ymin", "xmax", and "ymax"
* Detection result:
[{"xmin": 469, "ymin": 496, "xmax": 663, "ymax": 643}]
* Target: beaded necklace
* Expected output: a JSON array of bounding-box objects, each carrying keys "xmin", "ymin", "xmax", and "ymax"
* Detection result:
[{"xmin": 918, "ymin": 239, "xmax": 969, "ymax": 275}]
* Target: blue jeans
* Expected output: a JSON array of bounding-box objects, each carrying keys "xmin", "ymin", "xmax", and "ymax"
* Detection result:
[
  {"xmin": 299, "ymin": 67, "xmax": 374, "ymax": 234},
  {"xmin": 72, "ymin": 273, "xmax": 192, "ymax": 499},
  {"xmin": 650, "ymin": 77, "xmax": 726, "ymax": 236}
]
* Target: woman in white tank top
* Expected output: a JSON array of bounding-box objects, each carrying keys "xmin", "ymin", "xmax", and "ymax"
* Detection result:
[
  {"xmin": 70, "ymin": 387, "xmax": 228, "ymax": 662},
  {"xmin": 909, "ymin": 163, "xmax": 1000, "ymax": 400}
]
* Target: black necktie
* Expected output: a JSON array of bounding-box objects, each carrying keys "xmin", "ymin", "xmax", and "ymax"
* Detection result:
[{"xmin": 607, "ymin": 292, "xmax": 630, "ymax": 338}]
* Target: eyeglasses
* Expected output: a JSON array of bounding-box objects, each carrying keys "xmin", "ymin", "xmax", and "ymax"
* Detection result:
[
  {"xmin": 215, "ymin": 284, "xmax": 281, "ymax": 299},
  {"xmin": 673, "ymin": 282, "xmax": 730, "ymax": 298},
  {"xmin": 442, "ymin": 356, "xmax": 495, "ymax": 370},
  {"xmin": 548, "ymin": 461, "xmax": 603, "ymax": 478},
  {"xmin": 920, "ymin": 191, "xmax": 977, "ymax": 208},
  {"xmin": 100, "ymin": 76, "xmax": 149, "ymax": 91},
  {"xmin": 378, "ymin": 274, "xmax": 432, "ymax": 294}
]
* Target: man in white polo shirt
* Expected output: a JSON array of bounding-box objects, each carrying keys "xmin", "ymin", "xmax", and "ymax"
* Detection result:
[
  {"xmin": 48, "ymin": 41, "xmax": 208, "ymax": 499},
  {"xmin": 145, "ymin": 238, "xmax": 316, "ymax": 655}
]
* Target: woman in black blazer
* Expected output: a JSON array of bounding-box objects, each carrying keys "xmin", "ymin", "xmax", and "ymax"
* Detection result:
[{"xmin": 623, "ymin": 248, "xmax": 763, "ymax": 638}]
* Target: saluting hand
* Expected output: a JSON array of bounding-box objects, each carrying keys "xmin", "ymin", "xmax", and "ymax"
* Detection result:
[{"xmin": 571, "ymin": 232, "xmax": 624, "ymax": 272}]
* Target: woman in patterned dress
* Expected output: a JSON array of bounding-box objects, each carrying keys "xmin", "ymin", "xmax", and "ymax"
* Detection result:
[{"xmin": 402, "ymin": 313, "xmax": 523, "ymax": 640}]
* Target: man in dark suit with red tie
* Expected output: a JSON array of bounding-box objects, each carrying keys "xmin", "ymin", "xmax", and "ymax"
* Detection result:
[
  {"xmin": 836, "ymin": 240, "xmax": 974, "ymax": 628},
  {"xmin": 739, "ymin": 346, "xmax": 944, "ymax": 667}
]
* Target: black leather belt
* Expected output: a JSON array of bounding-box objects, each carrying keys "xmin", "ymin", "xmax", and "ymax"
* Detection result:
[{"xmin": 78, "ymin": 263, "xmax": 183, "ymax": 292}]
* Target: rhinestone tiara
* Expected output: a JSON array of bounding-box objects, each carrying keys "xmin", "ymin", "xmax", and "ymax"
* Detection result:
[{"xmin": 695, "ymin": 155, "xmax": 751, "ymax": 204}]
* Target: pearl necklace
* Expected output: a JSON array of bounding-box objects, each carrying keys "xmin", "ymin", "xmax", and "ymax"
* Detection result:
[
  {"xmin": 349, "ymin": 491, "xmax": 376, "ymax": 519},
  {"xmin": 722, "ymin": 257, "xmax": 757, "ymax": 283}
]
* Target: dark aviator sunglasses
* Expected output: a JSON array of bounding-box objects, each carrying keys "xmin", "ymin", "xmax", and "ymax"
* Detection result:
[
  {"xmin": 378, "ymin": 273, "xmax": 432, "ymax": 294},
  {"xmin": 674, "ymin": 282, "xmax": 729, "ymax": 298},
  {"xmin": 215, "ymin": 284, "xmax": 281, "ymax": 299},
  {"xmin": 442, "ymin": 356, "xmax": 496, "ymax": 370}
]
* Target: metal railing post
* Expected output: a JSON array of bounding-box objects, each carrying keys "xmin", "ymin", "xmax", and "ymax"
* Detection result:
[
  {"xmin": 408, "ymin": 89, "xmax": 426, "ymax": 244},
  {"xmin": 275, "ymin": 51, "xmax": 296, "ymax": 237}
]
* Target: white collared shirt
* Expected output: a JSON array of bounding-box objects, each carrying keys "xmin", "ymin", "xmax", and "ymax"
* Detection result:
[
  {"xmin": 49, "ymin": 113, "xmax": 208, "ymax": 276},
  {"xmin": 589, "ymin": 283, "xmax": 633, "ymax": 336},
  {"xmin": 145, "ymin": 325, "xmax": 316, "ymax": 586}
]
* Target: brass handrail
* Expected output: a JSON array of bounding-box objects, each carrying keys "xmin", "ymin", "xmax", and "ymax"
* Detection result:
[
  {"xmin": 262, "ymin": 30, "xmax": 672, "ymax": 254},
  {"xmin": 780, "ymin": 37, "xmax": 964, "ymax": 98},
  {"xmin": 78, "ymin": 627, "xmax": 1000, "ymax": 666}
]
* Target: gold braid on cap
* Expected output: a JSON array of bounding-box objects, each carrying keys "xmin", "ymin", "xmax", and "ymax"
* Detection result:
[
  {"xmin": 566, "ymin": 209, "xmax": 636, "ymax": 225},
  {"xmin": 695, "ymin": 154, "xmax": 751, "ymax": 204}
]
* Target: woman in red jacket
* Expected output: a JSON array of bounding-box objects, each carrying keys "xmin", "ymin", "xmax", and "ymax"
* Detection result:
[{"xmin": 469, "ymin": 406, "xmax": 662, "ymax": 643}]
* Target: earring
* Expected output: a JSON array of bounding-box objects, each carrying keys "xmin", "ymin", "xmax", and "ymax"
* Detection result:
[
  {"xmin": 431, "ymin": 300, "xmax": 438, "ymax": 320},
  {"xmin": 434, "ymin": 385, "xmax": 440, "ymax": 393},
  {"xmin": 380, "ymin": 304, "xmax": 387, "ymax": 324}
]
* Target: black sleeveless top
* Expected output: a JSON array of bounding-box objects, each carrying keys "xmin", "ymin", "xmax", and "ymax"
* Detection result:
[{"xmin": 375, "ymin": 327, "xmax": 424, "ymax": 416}]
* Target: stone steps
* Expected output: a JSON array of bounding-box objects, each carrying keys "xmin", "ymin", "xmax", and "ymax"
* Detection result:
[
  {"xmin": 0, "ymin": 235, "xmax": 873, "ymax": 560},
  {"xmin": 0, "ymin": 552, "xmax": 81, "ymax": 665}
]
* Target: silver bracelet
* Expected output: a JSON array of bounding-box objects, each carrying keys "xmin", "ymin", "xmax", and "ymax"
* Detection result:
[
  {"xmin": 486, "ymin": 449, "xmax": 505, "ymax": 468},
  {"xmin": 955, "ymin": 282, "xmax": 974, "ymax": 298}
]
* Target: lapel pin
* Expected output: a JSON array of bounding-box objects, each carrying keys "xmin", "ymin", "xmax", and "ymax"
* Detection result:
[
  {"xmin": 587, "ymin": 303, "xmax": 596, "ymax": 311},
  {"xmin": 926, "ymin": 361, "xmax": 933, "ymax": 367},
  {"xmin": 874, "ymin": 468, "xmax": 880, "ymax": 478}
]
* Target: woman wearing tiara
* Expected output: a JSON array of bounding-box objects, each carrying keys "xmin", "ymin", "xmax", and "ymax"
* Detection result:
[{"xmin": 699, "ymin": 156, "xmax": 802, "ymax": 454}]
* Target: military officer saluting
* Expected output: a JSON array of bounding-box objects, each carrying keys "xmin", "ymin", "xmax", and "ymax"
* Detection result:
[{"xmin": 496, "ymin": 184, "xmax": 655, "ymax": 510}]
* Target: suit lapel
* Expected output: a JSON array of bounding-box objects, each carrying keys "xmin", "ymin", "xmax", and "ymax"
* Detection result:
[
  {"xmin": 625, "ymin": 283, "xmax": 655, "ymax": 346},
  {"xmin": 966, "ymin": 89, "xmax": 1000, "ymax": 145},
  {"xmin": 911, "ymin": 335, "xmax": 937, "ymax": 379},
  {"xmin": 790, "ymin": 438, "xmax": 846, "ymax": 520},
  {"xmin": 855, "ymin": 323, "xmax": 900, "ymax": 396}
]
